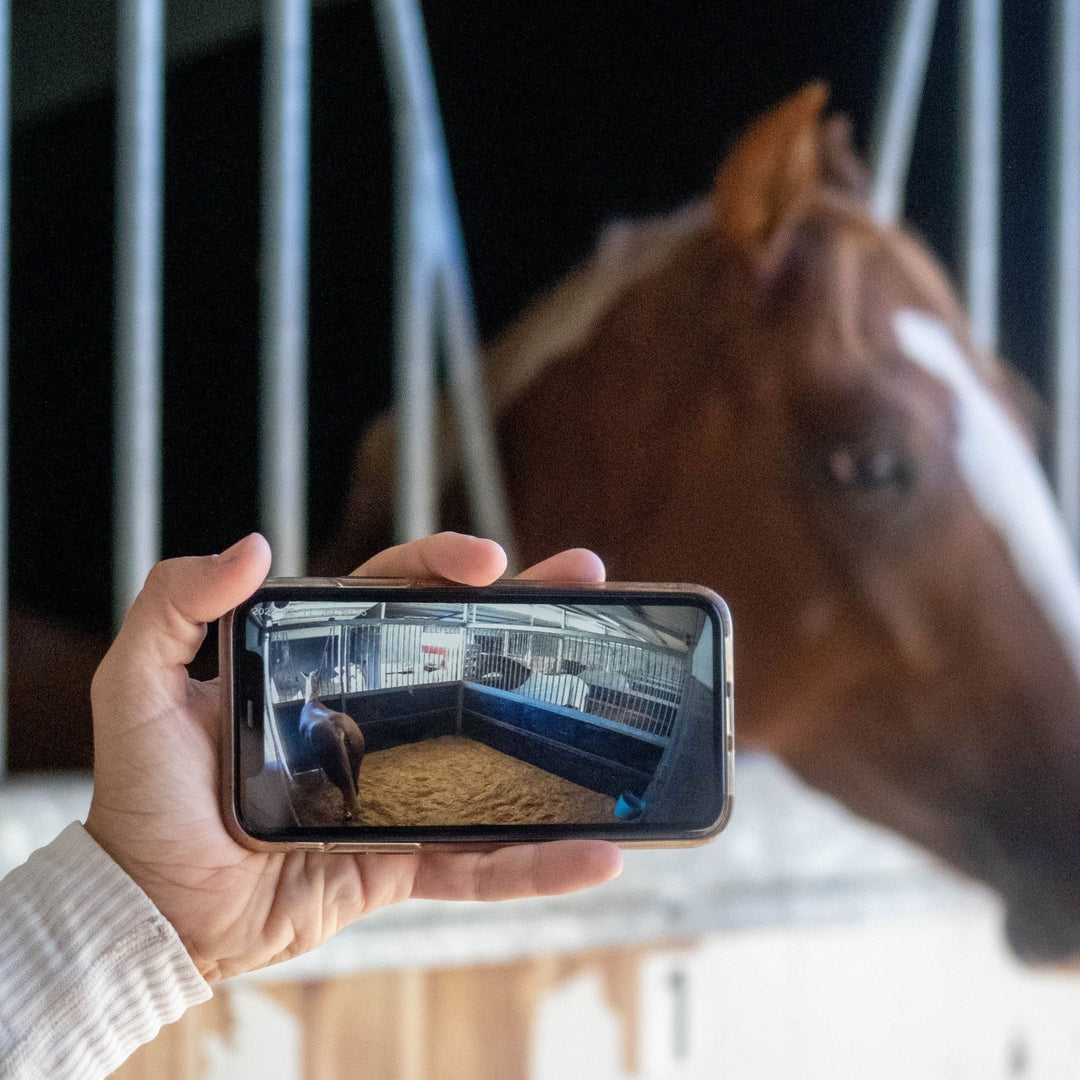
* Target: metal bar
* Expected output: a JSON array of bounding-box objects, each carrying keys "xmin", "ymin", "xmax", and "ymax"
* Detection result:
[
  {"xmin": 394, "ymin": 209, "xmax": 438, "ymax": 543},
  {"xmin": 260, "ymin": 0, "xmax": 311, "ymax": 576},
  {"xmin": 870, "ymin": 0, "xmax": 940, "ymax": 224},
  {"xmin": 960, "ymin": 0, "xmax": 1001, "ymax": 350},
  {"xmin": 439, "ymin": 267, "xmax": 517, "ymax": 565},
  {"xmin": 374, "ymin": 0, "xmax": 514, "ymax": 554},
  {"xmin": 1054, "ymin": 0, "xmax": 1080, "ymax": 544},
  {"xmin": 113, "ymin": 0, "xmax": 165, "ymax": 625},
  {"xmin": 374, "ymin": 0, "xmax": 441, "ymax": 542},
  {"xmin": 0, "ymin": 0, "xmax": 9, "ymax": 782}
]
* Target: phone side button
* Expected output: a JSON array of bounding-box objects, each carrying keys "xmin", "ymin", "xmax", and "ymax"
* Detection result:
[{"xmin": 325, "ymin": 843, "xmax": 422, "ymax": 854}]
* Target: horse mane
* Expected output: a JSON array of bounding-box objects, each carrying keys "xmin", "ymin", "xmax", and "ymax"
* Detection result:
[
  {"xmin": 482, "ymin": 199, "xmax": 711, "ymax": 412},
  {"xmin": 481, "ymin": 180, "xmax": 1041, "ymax": 446},
  {"xmin": 806, "ymin": 188, "xmax": 963, "ymax": 358},
  {"xmin": 805, "ymin": 185, "xmax": 1041, "ymax": 431}
]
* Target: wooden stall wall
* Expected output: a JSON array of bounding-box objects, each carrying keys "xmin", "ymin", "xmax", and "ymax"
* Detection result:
[
  {"xmin": 109, "ymin": 908, "xmax": 1080, "ymax": 1080},
  {"xmin": 112, "ymin": 947, "xmax": 651, "ymax": 1080}
]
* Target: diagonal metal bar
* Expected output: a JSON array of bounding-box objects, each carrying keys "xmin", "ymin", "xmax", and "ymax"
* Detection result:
[
  {"xmin": 870, "ymin": 0, "xmax": 939, "ymax": 224},
  {"xmin": 373, "ymin": 0, "xmax": 516, "ymax": 565}
]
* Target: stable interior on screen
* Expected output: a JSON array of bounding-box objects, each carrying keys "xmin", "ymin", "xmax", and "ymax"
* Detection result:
[{"xmin": 240, "ymin": 598, "xmax": 719, "ymax": 829}]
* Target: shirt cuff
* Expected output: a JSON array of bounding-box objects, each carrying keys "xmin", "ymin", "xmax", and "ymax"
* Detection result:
[{"xmin": 0, "ymin": 822, "xmax": 212, "ymax": 1080}]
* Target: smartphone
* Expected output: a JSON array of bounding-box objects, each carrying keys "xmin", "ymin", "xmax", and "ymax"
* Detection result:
[{"xmin": 220, "ymin": 578, "xmax": 733, "ymax": 851}]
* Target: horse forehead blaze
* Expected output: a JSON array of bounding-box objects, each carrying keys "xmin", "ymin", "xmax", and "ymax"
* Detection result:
[{"xmin": 893, "ymin": 308, "xmax": 1080, "ymax": 682}]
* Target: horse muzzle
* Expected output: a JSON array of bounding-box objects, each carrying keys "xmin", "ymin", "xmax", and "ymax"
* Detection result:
[{"xmin": 983, "ymin": 832, "xmax": 1080, "ymax": 964}]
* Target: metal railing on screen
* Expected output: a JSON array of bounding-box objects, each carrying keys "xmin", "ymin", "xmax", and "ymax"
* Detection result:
[
  {"xmin": 266, "ymin": 618, "xmax": 684, "ymax": 740},
  {"xmin": 265, "ymin": 621, "xmax": 466, "ymax": 703},
  {"xmin": 462, "ymin": 626, "xmax": 684, "ymax": 741}
]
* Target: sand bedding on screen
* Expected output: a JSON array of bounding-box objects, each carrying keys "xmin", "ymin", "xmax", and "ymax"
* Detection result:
[{"xmin": 290, "ymin": 734, "xmax": 617, "ymax": 826}]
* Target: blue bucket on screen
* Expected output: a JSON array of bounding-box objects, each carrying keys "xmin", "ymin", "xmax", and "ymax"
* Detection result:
[{"xmin": 613, "ymin": 792, "xmax": 646, "ymax": 820}]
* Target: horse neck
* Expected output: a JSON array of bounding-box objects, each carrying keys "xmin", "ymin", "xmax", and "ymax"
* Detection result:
[{"xmin": 499, "ymin": 230, "xmax": 732, "ymax": 572}]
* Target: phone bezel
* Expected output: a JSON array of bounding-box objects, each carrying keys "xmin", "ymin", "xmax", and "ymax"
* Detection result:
[{"xmin": 220, "ymin": 577, "xmax": 734, "ymax": 851}]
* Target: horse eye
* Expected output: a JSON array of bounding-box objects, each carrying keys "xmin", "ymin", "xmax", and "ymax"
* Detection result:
[{"xmin": 827, "ymin": 445, "xmax": 915, "ymax": 493}]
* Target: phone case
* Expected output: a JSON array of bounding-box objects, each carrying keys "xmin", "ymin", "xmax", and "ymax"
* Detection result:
[{"xmin": 220, "ymin": 577, "xmax": 733, "ymax": 852}]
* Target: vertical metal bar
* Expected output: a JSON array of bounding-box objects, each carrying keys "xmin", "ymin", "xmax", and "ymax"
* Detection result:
[
  {"xmin": 870, "ymin": 0, "xmax": 940, "ymax": 224},
  {"xmin": 0, "ymin": 0, "xmax": 9, "ymax": 782},
  {"xmin": 113, "ymin": 0, "xmax": 165, "ymax": 625},
  {"xmin": 1054, "ymin": 0, "xmax": 1080, "ymax": 544},
  {"xmin": 343, "ymin": 624, "xmax": 351, "ymax": 714},
  {"xmin": 960, "ymin": 0, "xmax": 1001, "ymax": 350},
  {"xmin": 260, "ymin": 0, "xmax": 311, "ymax": 576},
  {"xmin": 647, "ymin": 651, "xmax": 658, "ymax": 732}
]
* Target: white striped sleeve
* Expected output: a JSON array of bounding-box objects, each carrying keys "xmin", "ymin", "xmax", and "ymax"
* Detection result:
[{"xmin": 0, "ymin": 822, "xmax": 212, "ymax": 1080}]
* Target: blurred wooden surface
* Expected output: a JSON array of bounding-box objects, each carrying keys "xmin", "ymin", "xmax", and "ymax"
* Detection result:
[
  {"xmin": 112, "ymin": 947, "xmax": 650, "ymax": 1080},
  {"xmin": 109, "ymin": 910, "xmax": 1080, "ymax": 1080}
]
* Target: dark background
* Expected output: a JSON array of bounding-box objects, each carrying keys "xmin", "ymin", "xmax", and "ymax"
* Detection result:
[{"xmin": 8, "ymin": 0, "xmax": 1053, "ymax": 634}]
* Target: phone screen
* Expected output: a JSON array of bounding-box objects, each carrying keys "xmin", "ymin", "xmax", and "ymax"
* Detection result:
[{"xmin": 228, "ymin": 584, "xmax": 732, "ymax": 843}]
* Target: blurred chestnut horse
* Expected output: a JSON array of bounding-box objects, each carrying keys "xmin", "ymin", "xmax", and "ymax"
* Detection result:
[{"xmin": 319, "ymin": 84, "xmax": 1080, "ymax": 963}]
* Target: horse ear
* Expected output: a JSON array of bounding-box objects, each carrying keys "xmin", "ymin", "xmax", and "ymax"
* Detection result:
[
  {"xmin": 819, "ymin": 113, "xmax": 871, "ymax": 201},
  {"xmin": 712, "ymin": 82, "xmax": 829, "ymax": 278}
]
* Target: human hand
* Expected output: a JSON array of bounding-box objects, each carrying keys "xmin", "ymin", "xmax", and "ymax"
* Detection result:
[{"xmin": 84, "ymin": 533, "xmax": 622, "ymax": 982}]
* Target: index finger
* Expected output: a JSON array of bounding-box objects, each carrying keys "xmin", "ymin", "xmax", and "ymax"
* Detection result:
[
  {"xmin": 350, "ymin": 532, "xmax": 507, "ymax": 585},
  {"xmin": 515, "ymin": 548, "xmax": 605, "ymax": 582}
]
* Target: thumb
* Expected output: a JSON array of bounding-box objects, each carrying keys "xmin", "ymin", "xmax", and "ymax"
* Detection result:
[{"xmin": 112, "ymin": 533, "xmax": 272, "ymax": 674}]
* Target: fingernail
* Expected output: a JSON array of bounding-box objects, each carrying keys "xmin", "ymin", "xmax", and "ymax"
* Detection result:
[{"xmin": 217, "ymin": 534, "xmax": 251, "ymax": 563}]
